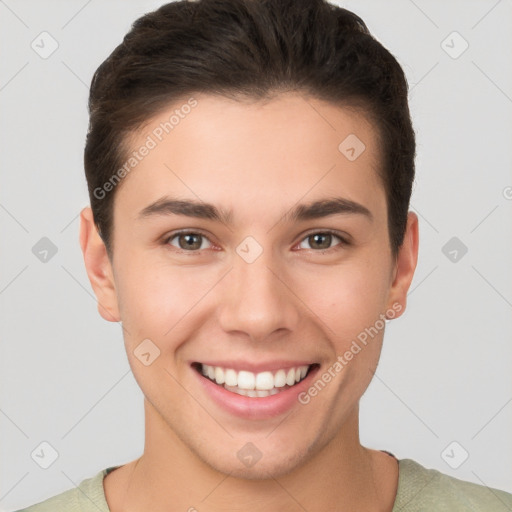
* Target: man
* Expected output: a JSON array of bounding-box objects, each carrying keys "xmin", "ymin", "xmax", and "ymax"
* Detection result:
[{"xmin": 18, "ymin": 0, "xmax": 512, "ymax": 510}]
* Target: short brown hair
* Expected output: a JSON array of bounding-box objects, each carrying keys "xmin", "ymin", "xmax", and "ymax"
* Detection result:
[{"xmin": 84, "ymin": 0, "xmax": 415, "ymax": 259}]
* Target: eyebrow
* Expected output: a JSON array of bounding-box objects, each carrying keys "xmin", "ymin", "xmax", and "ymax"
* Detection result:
[{"xmin": 137, "ymin": 196, "xmax": 373, "ymax": 225}]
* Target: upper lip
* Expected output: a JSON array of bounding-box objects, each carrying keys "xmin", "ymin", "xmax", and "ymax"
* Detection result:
[{"xmin": 192, "ymin": 360, "xmax": 317, "ymax": 373}]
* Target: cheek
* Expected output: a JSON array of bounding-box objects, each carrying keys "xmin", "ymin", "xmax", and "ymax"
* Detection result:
[
  {"xmin": 295, "ymin": 261, "xmax": 389, "ymax": 341},
  {"xmin": 114, "ymin": 257, "xmax": 219, "ymax": 344},
  {"xmin": 114, "ymin": 243, "xmax": 391, "ymax": 356},
  {"xmin": 114, "ymin": 262, "xmax": 197, "ymax": 390},
  {"xmin": 114, "ymin": 257, "xmax": 173, "ymax": 338}
]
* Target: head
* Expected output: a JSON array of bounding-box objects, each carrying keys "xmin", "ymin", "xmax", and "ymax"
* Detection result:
[{"xmin": 80, "ymin": 0, "xmax": 418, "ymax": 479}]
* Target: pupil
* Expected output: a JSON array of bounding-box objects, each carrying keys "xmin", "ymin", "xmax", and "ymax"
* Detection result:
[
  {"xmin": 181, "ymin": 234, "xmax": 200, "ymax": 250},
  {"xmin": 312, "ymin": 233, "xmax": 330, "ymax": 249}
]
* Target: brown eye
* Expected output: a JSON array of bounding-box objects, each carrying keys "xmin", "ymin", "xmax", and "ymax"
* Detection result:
[
  {"xmin": 166, "ymin": 232, "xmax": 212, "ymax": 251},
  {"xmin": 309, "ymin": 233, "xmax": 332, "ymax": 250},
  {"xmin": 298, "ymin": 231, "xmax": 347, "ymax": 251}
]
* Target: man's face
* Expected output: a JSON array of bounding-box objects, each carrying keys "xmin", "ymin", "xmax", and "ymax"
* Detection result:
[{"xmin": 91, "ymin": 92, "xmax": 414, "ymax": 478}]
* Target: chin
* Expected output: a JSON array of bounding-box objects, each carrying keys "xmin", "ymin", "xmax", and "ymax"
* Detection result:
[{"xmin": 196, "ymin": 441, "xmax": 315, "ymax": 480}]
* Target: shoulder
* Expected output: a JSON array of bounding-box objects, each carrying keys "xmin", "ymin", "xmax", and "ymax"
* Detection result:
[
  {"xmin": 394, "ymin": 458, "xmax": 512, "ymax": 511},
  {"xmin": 13, "ymin": 466, "xmax": 116, "ymax": 512}
]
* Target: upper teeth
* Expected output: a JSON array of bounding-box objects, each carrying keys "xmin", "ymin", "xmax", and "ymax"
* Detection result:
[{"xmin": 201, "ymin": 364, "xmax": 309, "ymax": 390}]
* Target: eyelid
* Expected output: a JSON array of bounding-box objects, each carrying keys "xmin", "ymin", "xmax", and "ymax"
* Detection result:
[
  {"xmin": 163, "ymin": 229, "xmax": 216, "ymax": 251},
  {"xmin": 295, "ymin": 229, "xmax": 350, "ymax": 251},
  {"xmin": 163, "ymin": 228, "xmax": 350, "ymax": 253}
]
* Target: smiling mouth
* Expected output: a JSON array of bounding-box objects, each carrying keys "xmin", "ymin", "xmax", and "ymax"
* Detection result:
[{"xmin": 192, "ymin": 362, "xmax": 320, "ymax": 397}]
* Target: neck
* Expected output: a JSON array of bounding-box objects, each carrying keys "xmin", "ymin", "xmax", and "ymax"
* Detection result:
[{"xmin": 106, "ymin": 399, "xmax": 396, "ymax": 512}]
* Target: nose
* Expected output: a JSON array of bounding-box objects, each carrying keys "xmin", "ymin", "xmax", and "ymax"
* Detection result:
[{"xmin": 217, "ymin": 246, "xmax": 301, "ymax": 343}]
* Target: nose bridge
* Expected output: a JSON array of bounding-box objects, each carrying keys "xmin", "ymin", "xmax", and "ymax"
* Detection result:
[{"xmin": 218, "ymin": 242, "xmax": 300, "ymax": 340}]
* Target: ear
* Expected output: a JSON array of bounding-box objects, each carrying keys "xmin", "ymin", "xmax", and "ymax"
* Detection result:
[
  {"xmin": 385, "ymin": 211, "xmax": 419, "ymax": 318},
  {"xmin": 79, "ymin": 206, "xmax": 121, "ymax": 322}
]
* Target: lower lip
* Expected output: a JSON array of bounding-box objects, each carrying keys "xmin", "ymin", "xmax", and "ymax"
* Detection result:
[{"xmin": 193, "ymin": 365, "xmax": 320, "ymax": 420}]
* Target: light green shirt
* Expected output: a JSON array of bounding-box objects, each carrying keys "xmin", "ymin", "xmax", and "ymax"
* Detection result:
[{"xmin": 15, "ymin": 458, "xmax": 512, "ymax": 511}]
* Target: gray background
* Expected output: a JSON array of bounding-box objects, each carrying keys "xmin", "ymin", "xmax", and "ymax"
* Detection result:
[{"xmin": 1, "ymin": 0, "xmax": 511, "ymax": 509}]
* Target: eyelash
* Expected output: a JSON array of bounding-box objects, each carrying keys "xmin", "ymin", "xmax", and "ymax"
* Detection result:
[{"xmin": 162, "ymin": 229, "xmax": 350, "ymax": 254}]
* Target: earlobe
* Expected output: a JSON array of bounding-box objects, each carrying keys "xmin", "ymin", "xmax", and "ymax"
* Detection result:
[
  {"xmin": 386, "ymin": 211, "xmax": 419, "ymax": 319},
  {"xmin": 79, "ymin": 207, "xmax": 121, "ymax": 322}
]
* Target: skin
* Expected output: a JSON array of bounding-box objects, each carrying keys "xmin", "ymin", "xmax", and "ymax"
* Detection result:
[{"xmin": 80, "ymin": 92, "xmax": 419, "ymax": 511}]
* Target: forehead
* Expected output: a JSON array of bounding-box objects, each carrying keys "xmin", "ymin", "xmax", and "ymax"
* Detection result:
[{"xmin": 115, "ymin": 92, "xmax": 385, "ymax": 225}]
